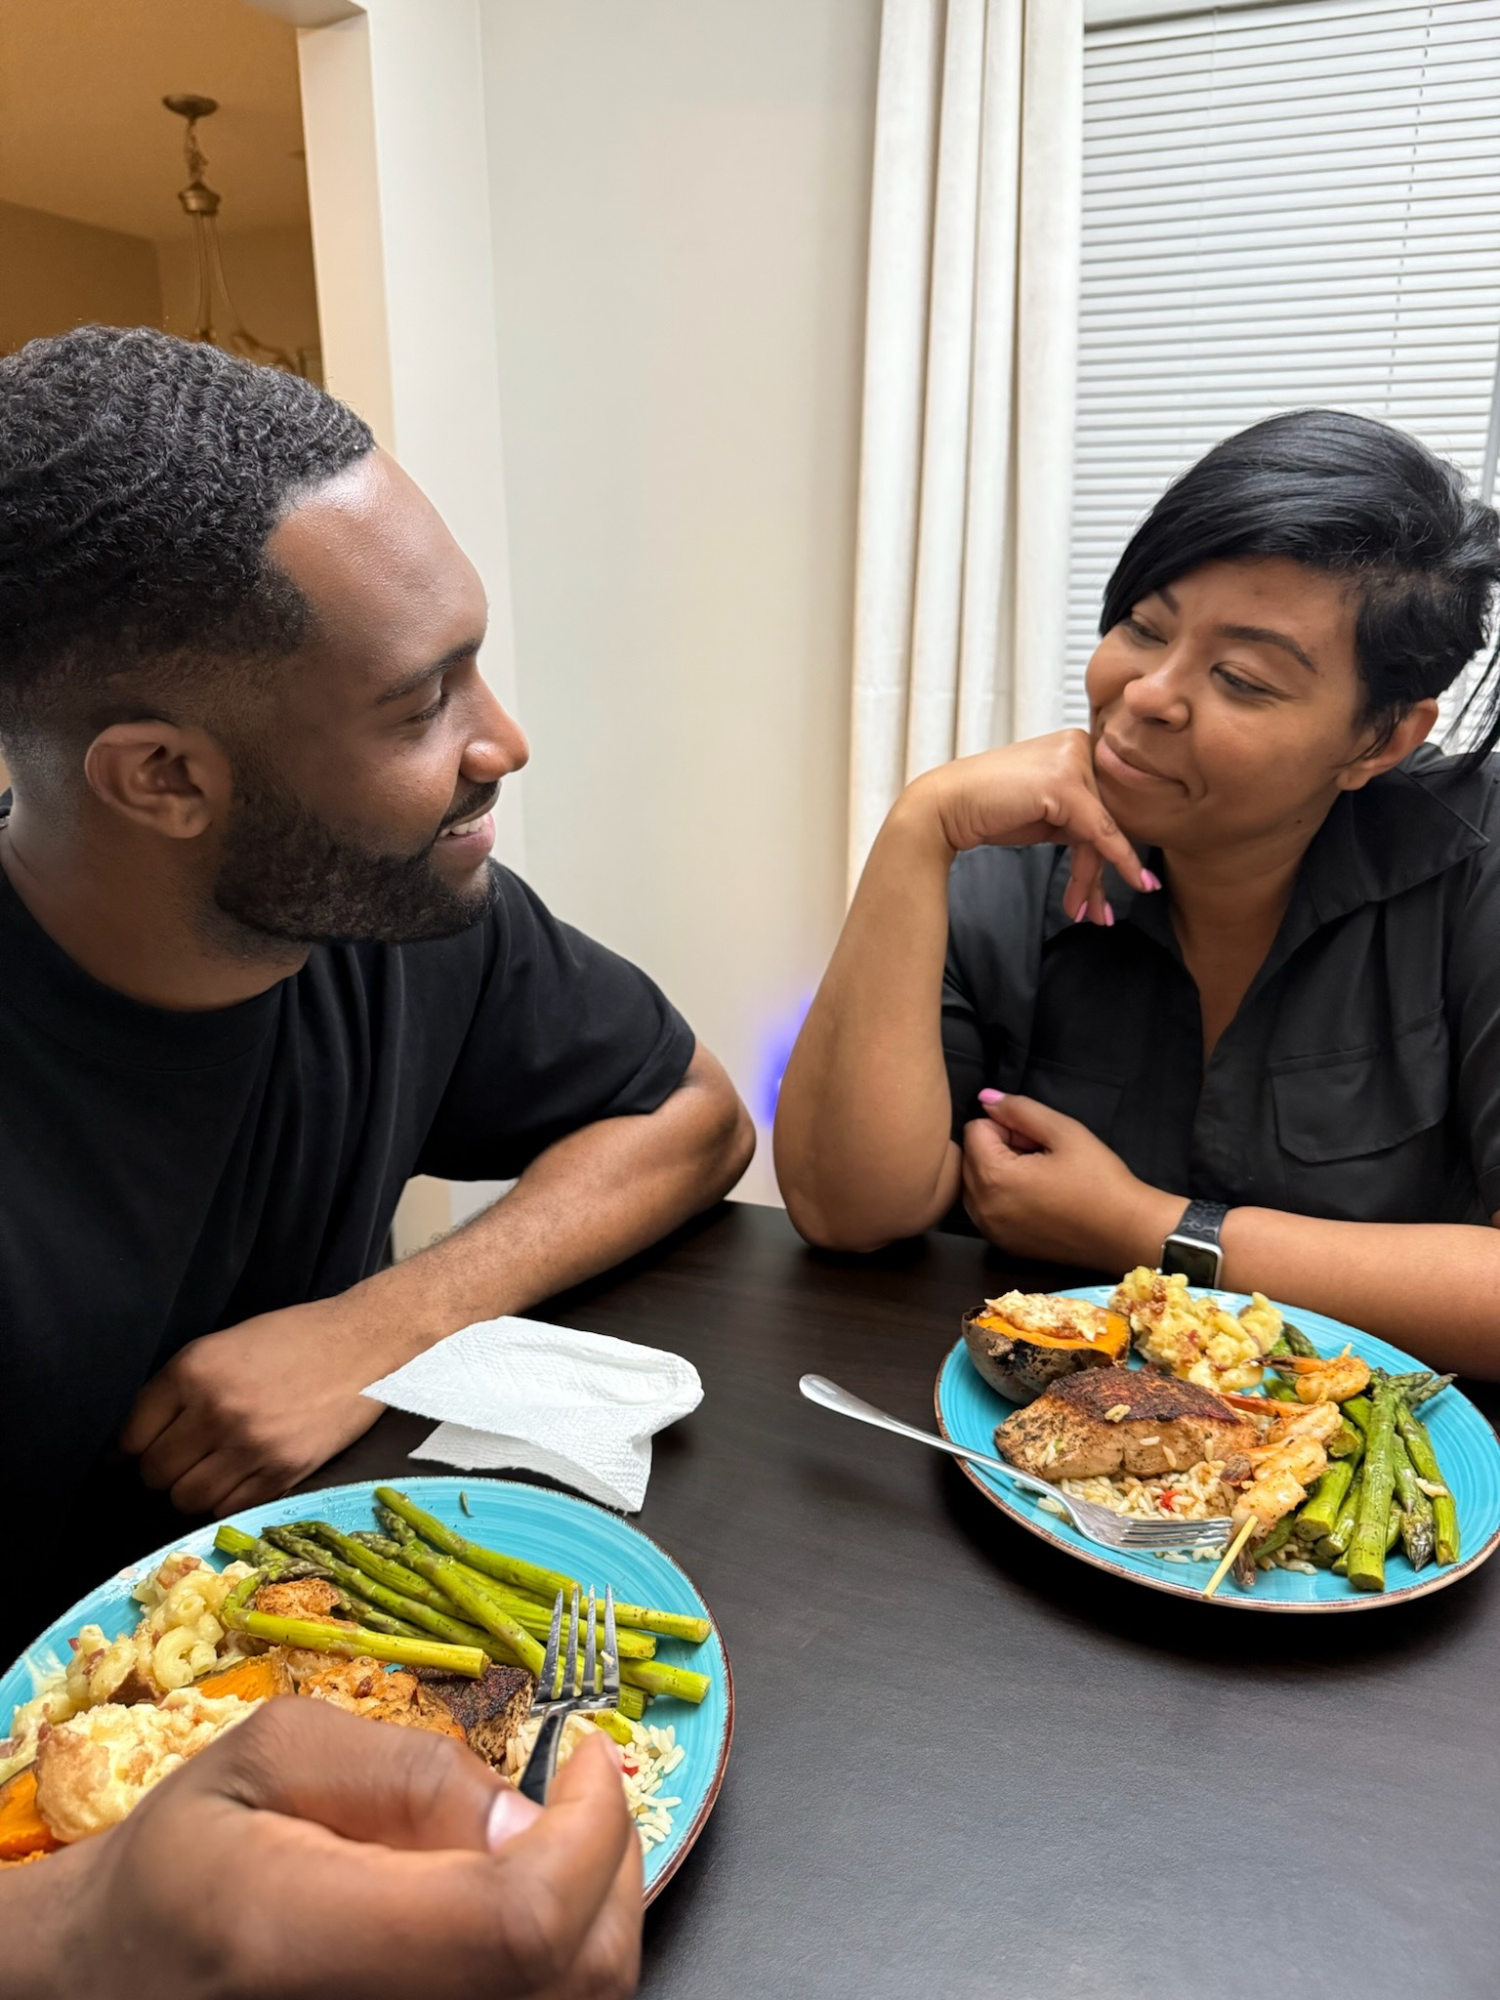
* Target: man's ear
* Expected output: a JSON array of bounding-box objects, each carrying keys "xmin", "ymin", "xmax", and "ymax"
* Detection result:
[
  {"xmin": 83, "ymin": 722, "xmax": 233, "ymax": 839},
  {"xmin": 1337, "ymin": 697, "xmax": 1440, "ymax": 793}
]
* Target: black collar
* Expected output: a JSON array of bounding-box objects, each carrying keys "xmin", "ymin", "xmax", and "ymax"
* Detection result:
[{"xmin": 1044, "ymin": 751, "xmax": 1492, "ymax": 960}]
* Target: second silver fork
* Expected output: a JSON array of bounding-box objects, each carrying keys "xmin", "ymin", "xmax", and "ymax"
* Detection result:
[
  {"xmin": 799, "ymin": 1374, "xmax": 1232, "ymax": 1554},
  {"xmin": 518, "ymin": 1583, "xmax": 621, "ymax": 1806}
]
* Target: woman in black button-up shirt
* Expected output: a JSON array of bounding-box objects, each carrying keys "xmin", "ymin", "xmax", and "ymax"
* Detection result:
[{"xmin": 777, "ymin": 411, "xmax": 1500, "ymax": 1377}]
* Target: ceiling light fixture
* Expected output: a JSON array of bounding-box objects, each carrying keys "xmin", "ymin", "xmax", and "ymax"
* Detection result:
[{"xmin": 162, "ymin": 93, "xmax": 296, "ymax": 372}]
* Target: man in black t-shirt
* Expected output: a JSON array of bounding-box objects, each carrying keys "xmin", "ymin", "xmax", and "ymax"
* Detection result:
[{"xmin": 0, "ymin": 328, "xmax": 754, "ymax": 1621}]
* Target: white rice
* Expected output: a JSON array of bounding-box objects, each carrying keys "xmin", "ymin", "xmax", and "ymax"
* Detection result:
[
  {"xmin": 1032, "ymin": 1462, "xmax": 1233, "ymax": 1563},
  {"xmin": 1054, "ymin": 1459, "xmax": 1233, "ymax": 1522},
  {"xmin": 507, "ymin": 1713, "xmax": 687, "ymax": 1852}
]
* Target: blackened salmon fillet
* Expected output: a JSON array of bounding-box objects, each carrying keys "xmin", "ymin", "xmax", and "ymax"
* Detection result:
[{"xmin": 995, "ymin": 1367, "xmax": 1258, "ymax": 1481}]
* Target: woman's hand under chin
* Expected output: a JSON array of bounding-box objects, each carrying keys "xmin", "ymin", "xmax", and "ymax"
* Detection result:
[
  {"xmin": 904, "ymin": 729, "xmax": 1156, "ymax": 925},
  {"xmin": 961, "ymin": 1092, "xmax": 1182, "ymax": 1272}
]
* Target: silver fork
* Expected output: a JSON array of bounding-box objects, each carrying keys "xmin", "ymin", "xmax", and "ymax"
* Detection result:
[
  {"xmin": 517, "ymin": 1584, "xmax": 621, "ymax": 1805},
  {"xmin": 799, "ymin": 1374, "xmax": 1232, "ymax": 1553}
]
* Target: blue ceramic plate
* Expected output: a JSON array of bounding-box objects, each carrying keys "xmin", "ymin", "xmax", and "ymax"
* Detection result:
[
  {"xmin": 936, "ymin": 1288, "xmax": 1500, "ymax": 1612},
  {"xmin": 0, "ymin": 1478, "xmax": 732, "ymax": 1898}
]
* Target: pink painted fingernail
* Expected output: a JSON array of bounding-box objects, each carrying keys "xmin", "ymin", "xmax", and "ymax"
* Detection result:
[
  {"xmin": 1104, "ymin": 902, "xmax": 1116, "ymax": 927},
  {"xmin": 1140, "ymin": 869, "xmax": 1161, "ymax": 891},
  {"xmin": 1073, "ymin": 907, "xmax": 1087, "ymax": 924},
  {"xmin": 487, "ymin": 1786, "xmax": 543, "ymax": 1850},
  {"xmin": 978, "ymin": 1089, "xmax": 1005, "ymax": 1105}
]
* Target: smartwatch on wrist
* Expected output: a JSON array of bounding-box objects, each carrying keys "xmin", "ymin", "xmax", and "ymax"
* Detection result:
[{"xmin": 1160, "ymin": 1199, "xmax": 1230, "ymax": 1287}]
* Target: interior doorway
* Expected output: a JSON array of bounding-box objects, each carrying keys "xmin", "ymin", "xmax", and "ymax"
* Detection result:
[{"xmin": 0, "ymin": 0, "xmax": 320, "ymax": 374}]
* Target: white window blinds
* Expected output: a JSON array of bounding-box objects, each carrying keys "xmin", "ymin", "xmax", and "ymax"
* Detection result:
[{"xmin": 1063, "ymin": 0, "xmax": 1500, "ymax": 728}]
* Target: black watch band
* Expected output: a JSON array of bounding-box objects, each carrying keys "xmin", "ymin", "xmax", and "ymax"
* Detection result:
[{"xmin": 1160, "ymin": 1199, "xmax": 1230, "ymax": 1287}]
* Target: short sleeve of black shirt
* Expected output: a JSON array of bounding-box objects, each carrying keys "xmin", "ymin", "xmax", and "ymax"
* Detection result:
[{"xmin": 416, "ymin": 867, "xmax": 697, "ymax": 1181}]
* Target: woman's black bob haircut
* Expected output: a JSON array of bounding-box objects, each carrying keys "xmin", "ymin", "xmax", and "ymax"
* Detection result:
[{"xmin": 1100, "ymin": 409, "xmax": 1500, "ymax": 763}]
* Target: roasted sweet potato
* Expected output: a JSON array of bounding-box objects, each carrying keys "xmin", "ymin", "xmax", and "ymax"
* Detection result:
[
  {"xmin": 0, "ymin": 1769, "xmax": 64, "ymax": 1861},
  {"xmin": 195, "ymin": 1651, "xmax": 295, "ymax": 1703},
  {"xmin": 963, "ymin": 1295, "xmax": 1130, "ymax": 1404}
]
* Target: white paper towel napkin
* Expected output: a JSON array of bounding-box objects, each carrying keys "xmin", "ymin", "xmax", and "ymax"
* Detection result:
[{"xmin": 362, "ymin": 1318, "xmax": 702, "ymax": 1513}]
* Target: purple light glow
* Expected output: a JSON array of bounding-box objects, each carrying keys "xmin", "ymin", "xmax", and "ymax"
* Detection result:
[{"xmin": 755, "ymin": 995, "xmax": 812, "ymax": 1128}]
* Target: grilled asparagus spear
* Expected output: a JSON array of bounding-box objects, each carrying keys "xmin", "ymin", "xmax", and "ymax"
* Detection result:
[
  {"xmin": 1294, "ymin": 1456, "xmax": 1358, "ymax": 1544},
  {"xmin": 221, "ymin": 1598, "xmax": 486, "ymax": 1677},
  {"xmin": 373, "ymin": 1525, "xmax": 547, "ymax": 1677},
  {"xmin": 1316, "ymin": 1465, "xmax": 1364, "ymax": 1563},
  {"xmin": 1394, "ymin": 1400, "xmax": 1459, "ymax": 1566},
  {"xmin": 374, "ymin": 1487, "xmax": 713, "ymax": 1645},
  {"xmin": 1346, "ymin": 1379, "xmax": 1400, "ymax": 1591},
  {"xmin": 1389, "ymin": 1436, "xmax": 1435, "ymax": 1571},
  {"xmin": 213, "ymin": 1523, "xmax": 329, "ymax": 1584},
  {"xmin": 1277, "ymin": 1322, "xmax": 1322, "ymax": 1360},
  {"xmin": 264, "ymin": 1527, "xmax": 495, "ymax": 1651}
]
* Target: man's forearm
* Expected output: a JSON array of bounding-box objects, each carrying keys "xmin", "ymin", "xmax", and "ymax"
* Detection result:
[{"xmin": 351, "ymin": 1046, "xmax": 754, "ymax": 1353}]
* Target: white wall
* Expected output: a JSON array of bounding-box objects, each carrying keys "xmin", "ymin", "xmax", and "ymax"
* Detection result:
[
  {"xmin": 478, "ymin": 0, "xmax": 879, "ymax": 1202},
  {"xmin": 279, "ymin": 0, "xmax": 880, "ymax": 1220}
]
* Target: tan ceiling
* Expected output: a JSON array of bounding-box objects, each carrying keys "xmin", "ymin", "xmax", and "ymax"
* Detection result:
[{"xmin": 0, "ymin": 0, "xmax": 309, "ymax": 241}]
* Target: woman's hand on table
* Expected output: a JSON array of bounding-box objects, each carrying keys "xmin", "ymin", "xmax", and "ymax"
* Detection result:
[
  {"xmin": 961, "ymin": 1092, "xmax": 1181, "ymax": 1270},
  {"xmin": 9, "ymin": 1699, "xmax": 642, "ymax": 2000},
  {"xmin": 904, "ymin": 729, "xmax": 1156, "ymax": 922}
]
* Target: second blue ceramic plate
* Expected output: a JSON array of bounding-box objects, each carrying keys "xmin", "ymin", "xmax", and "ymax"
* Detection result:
[
  {"xmin": 935, "ymin": 1288, "xmax": 1500, "ymax": 1611},
  {"xmin": 0, "ymin": 1478, "xmax": 732, "ymax": 1897}
]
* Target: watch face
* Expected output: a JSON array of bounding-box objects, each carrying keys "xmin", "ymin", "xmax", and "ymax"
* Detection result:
[{"xmin": 1161, "ymin": 1235, "xmax": 1222, "ymax": 1289}]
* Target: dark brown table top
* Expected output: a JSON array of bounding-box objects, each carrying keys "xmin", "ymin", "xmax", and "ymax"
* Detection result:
[{"xmin": 318, "ymin": 1201, "xmax": 1500, "ymax": 2000}]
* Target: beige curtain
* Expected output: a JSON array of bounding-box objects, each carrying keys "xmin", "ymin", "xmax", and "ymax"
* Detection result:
[{"xmin": 847, "ymin": 0, "xmax": 1082, "ymax": 894}]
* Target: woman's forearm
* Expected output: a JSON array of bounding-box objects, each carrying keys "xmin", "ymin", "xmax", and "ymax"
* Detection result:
[
  {"xmin": 1220, "ymin": 1207, "xmax": 1500, "ymax": 1378},
  {"xmin": 774, "ymin": 788, "xmax": 961, "ymax": 1250},
  {"xmin": 776, "ymin": 734, "xmax": 1151, "ymax": 1252}
]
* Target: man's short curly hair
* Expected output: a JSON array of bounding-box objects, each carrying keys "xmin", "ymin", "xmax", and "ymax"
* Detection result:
[{"xmin": 0, "ymin": 325, "xmax": 375, "ymax": 756}]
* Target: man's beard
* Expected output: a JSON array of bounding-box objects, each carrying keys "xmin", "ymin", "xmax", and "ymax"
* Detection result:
[{"xmin": 209, "ymin": 764, "xmax": 499, "ymax": 949}]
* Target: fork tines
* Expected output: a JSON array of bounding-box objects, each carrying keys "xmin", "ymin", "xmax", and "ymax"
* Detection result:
[
  {"xmin": 1118, "ymin": 1521, "xmax": 1231, "ymax": 1547},
  {"xmin": 582, "ymin": 1585, "xmax": 596, "ymax": 1699},
  {"xmin": 600, "ymin": 1585, "xmax": 620, "ymax": 1706},
  {"xmin": 537, "ymin": 1586, "xmax": 565, "ymax": 1705},
  {"xmin": 531, "ymin": 1583, "xmax": 623, "ymax": 1715}
]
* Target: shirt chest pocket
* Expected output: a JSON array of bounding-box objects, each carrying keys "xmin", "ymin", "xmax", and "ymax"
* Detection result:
[{"xmin": 1269, "ymin": 1011, "xmax": 1457, "ymax": 1222}]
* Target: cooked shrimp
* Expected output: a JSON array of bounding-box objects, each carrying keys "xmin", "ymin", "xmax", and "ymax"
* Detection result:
[
  {"xmin": 1247, "ymin": 1399, "xmax": 1342, "ymax": 1451},
  {"xmin": 1291, "ymin": 1354, "xmax": 1370, "ymax": 1404},
  {"xmin": 1233, "ymin": 1464, "xmax": 1315, "ymax": 1532},
  {"xmin": 1227, "ymin": 1401, "xmax": 1340, "ymax": 1530}
]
